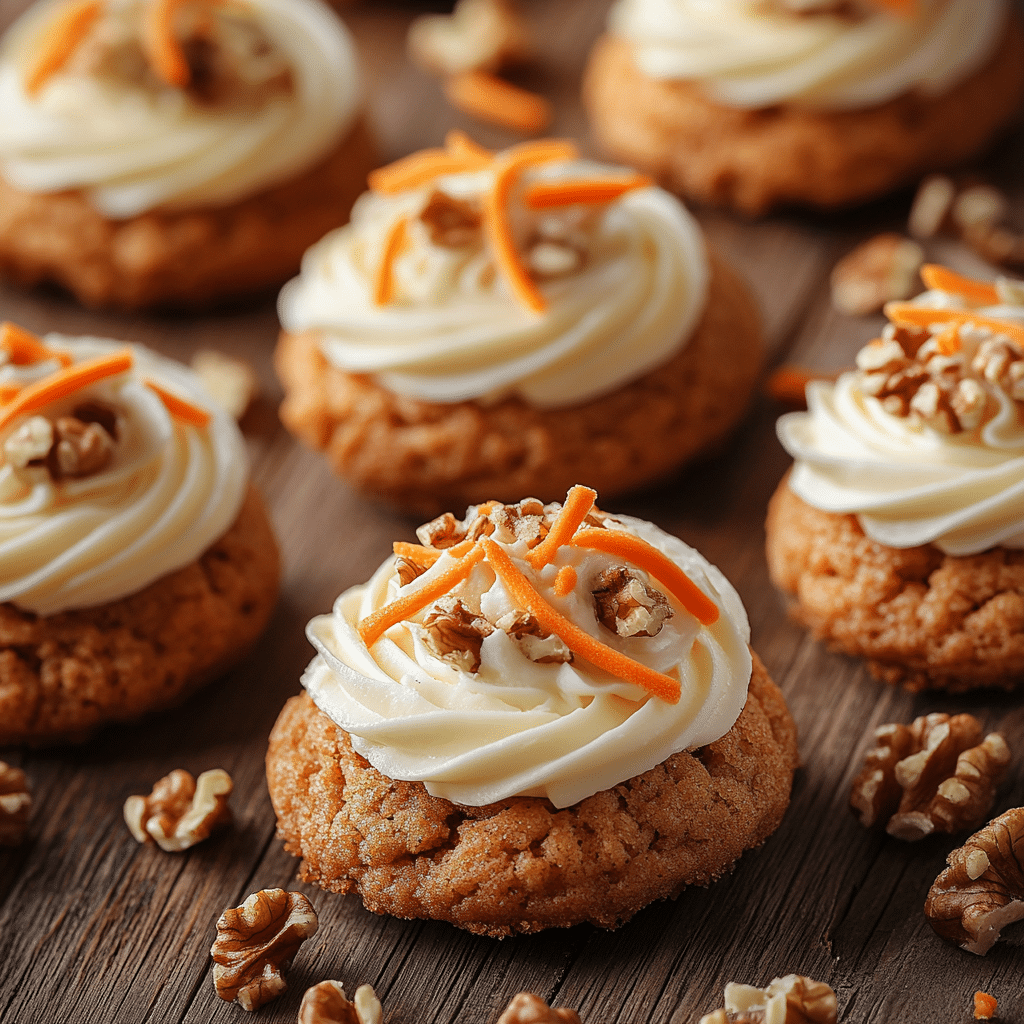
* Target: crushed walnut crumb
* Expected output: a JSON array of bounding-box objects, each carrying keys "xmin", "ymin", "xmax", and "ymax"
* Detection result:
[
  {"xmin": 418, "ymin": 596, "xmax": 494, "ymax": 672},
  {"xmin": 592, "ymin": 566, "xmax": 672, "ymax": 638},
  {"xmin": 0, "ymin": 762, "xmax": 31, "ymax": 846},
  {"xmin": 699, "ymin": 974, "xmax": 837, "ymax": 1024},
  {"xmin": 496, "ymin": 993, "xmax": 581, "ymax": 1024},
  {"xmin": 124, "ymin": 768, "xmax": 233, "ymax": 852},
  {"xmin": 298, "ymin": 981, "xmax": 382, "ymax": 1024},
  {"xmin": 2, "ymin": 402, "xmax": 118, "ymax": 480}
]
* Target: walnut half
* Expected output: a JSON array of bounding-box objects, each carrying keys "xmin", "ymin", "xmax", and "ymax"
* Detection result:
[
  {"xmin": 698, "ymin": 975, "xmax": 837, "ymax": 1024},
  {"xmin": 124, "ymin": 768, "xmax": 233, "ymax": 852},
  {"xmin": 211, "ymin": 888, "xmax": 318, "ymax": 1011},
  {"xmin": 496, "ymin": 993, "xmax": 581, "ymax": 1024},
  {"xmin": 849, "ymin": 713, "xmax": 1010, "ymax": 841},
  {"xmin": 298, "ymin": 981, "xmax": 382, "ymax": 1024},
  {"xmin": 0, "ymin": 761, "xmax": 31, "ymax": 846},
  {"xmin": 592, "ymin": 566, "xmax": 672, "ymax": 638}
]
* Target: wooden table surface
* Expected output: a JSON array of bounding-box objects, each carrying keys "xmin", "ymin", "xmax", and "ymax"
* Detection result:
[{"xmin": 1, "ymin": 2, "xmax": 1023, "ymax": 1022}]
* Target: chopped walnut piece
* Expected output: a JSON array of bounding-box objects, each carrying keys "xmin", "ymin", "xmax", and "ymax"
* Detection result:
[
  {"xmin": 124, "ymin": 768, "xmax": 233, "ymax": 852},
  {"xmin": 3, "ymin": 415, "xmax": 54, "ymax": 469},
  {"xmin": 395, "ymin": 555, "xmax": 427, "ymax": 587},
  {"xmin": 72, "ymin": 400, "xmax": 119, "ymax": 440},
  {"xmin": 419, "ymin": 596, "xmax": 494, "ymax": 672},
  {"xmin": 211, "ymin": 888, "xmax": 318, "ymax": 1011},
  {"xmin": 191, "ymin": 349, "xmax": 259, "ymax": 419},
  {"xmin": 698, "ymin": 975, "xmax": 837, "ymax": 1024},
  {"xmin": 908, "ymin": 174, "xmax": 956, "ymax": 239},
  {"xmin": 592, "ymin": 566, "xmax": 672, "ymax": 638},
  {"xmin": 487, "ymin": 498, "xmax": 548, "ymax": 545},
  {"xmin": 496, "ymin": 993, "xmax": 581, "ymax": 1024},
  {"xmin": 0, "ymin": 761, "xmax": 31, "ymax": 846},
  {"xmin": 495, "ymin": 609, "xmax": 572, "ymax": 664},
  {"xmin": 417, "ymin": 511, "xmax": 466, "ymax": 548},
  {"xmin": 925, "ymin": 807, "xmax": 1024, "ymax": 955},
  {"xmin": 973, "ymin": 335, "xmax": 1024, "ymax": 401},
  {"xmin": 298, "ymin": 981, "xmax": 382, "ymax": 1024},
  {"xmin": 830, "ymin": 233, "xmax": 923, "ymax": 316},
  {"xmin": 408, "ymin": 0, "xmax": 531, "ymax": 78},
  {"xmin": 421, "ymin": 190, "xmax": 482, "ymax": 248},
  {"xmin": 951, "ymin": 185, "xmax": 1008, "ymax": 236},
  {"xmin": 51, "ymin": 415, "xmax": 115, "ymax": 477},
  {"xmin": 850, "ymin": 714, "xmax": 1010, "ymax": 841}
]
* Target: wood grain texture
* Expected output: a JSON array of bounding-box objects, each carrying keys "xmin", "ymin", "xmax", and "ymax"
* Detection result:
[{"xmin": 1, "ymin": 0, "xmax": 1024, "ymax": 1021}]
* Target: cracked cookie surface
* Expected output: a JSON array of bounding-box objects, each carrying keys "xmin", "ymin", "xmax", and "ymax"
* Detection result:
[{"xmin": 265, "ymin": 653, "xmax": 797, "ymax": 937}]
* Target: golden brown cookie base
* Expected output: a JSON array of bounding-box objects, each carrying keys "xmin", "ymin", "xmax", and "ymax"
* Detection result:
[
  {"xmin": 275, "ymin": 254, "xmax": 762, "ymax": 514},
  {"xmin": 583, "ymin": 24, "xmax": 1024, "ymax": 216},
  {"xmin": 0, "ymin": 118, "xmax": 376, "ymax": 310},
  {"xmin": 0, "ymin": 486, "xmax": 280, "ymax": 745},
  {"xmin": 766, "ymin": 480, "xmax": 1024, "ymax": 692},
  {"xmin": 266, "ymin": 654, "xmax": 797, "ymax": 937}
]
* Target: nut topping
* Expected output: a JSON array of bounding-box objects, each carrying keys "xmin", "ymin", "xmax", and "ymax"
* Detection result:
[
  {"xmin": 51, "ymin": 415, "xmax": 115, "ymax": 477},
  {"xmin": 698, "ymin": 975, "xmax": 837, "ymax": 1024},
  {"xmin": 211, "ymin": 888, "xmax": 318, "ymax": 1011},
  {"xmin": 925, "ymin": 807, "xmax": 1024, "ymax": 955},
  {"xmin": 3, "ymin": 415, "xmax": 54, "ymax": 469},
  {"xmin": 830, "ymin": 233, "xmax": 923, "ymax": 316},
  {"xmin": 973, "ymin": 335, "xmax": 1024, "ymax": 400},
  {"xmin": 408, "ymin": 0, "xmax": 531, "ymax": 78},
  {"xmin": 419, "ymin": 596, "xmax": 494, "ymax": 672},
  {"xmin": 592, "ymin": 566, "xmax": 672, "ymax": 638},
  {"xmin": 417, "ymin": 511, "xmax": 466, "ymax": 548},
  {"xmin": 0, "ymin": 761, "xmax": 31, "ymax": 846},
  {"xmin": 395, "ymin": 555, "xmax": 427, "ymax": 587},
  {"xmin": 496, "ymin": 993, "xmax": 581, "ymax": 1024},
  {"xmin": 191, "ymin": 349, "xmax": 259, "ymax": 419},
  {"xmin": 495, "ymin": 609, "xmax": 572, "ymax": 664},
  {"xmin": 298, "ymin": 981, "xmax": 382, "ymax": 1024},
  {"xmin": 421, "ymin": 190, "xmax": 482, "ymax": 248},
  {"xmin": 124, "ymin": 768, "xmax": 233, "ymax": 852},
  {"xmin": 849, "ymin": 714, "xmax": 1010, "ymax": 841}
]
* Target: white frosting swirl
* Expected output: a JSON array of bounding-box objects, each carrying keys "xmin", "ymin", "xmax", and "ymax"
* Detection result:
[
  {"xmin": 0, "ymin": 335, "xmax": 248, "ymax": 614},
  {"xmin": 278, "ymin": 159, "xmax": 710, "ymax": 409},
  {"xmin": 778, "ymin": 291, "xmax": 1024, "ymax": 555},
  {"xmin": 609, "ymin": 0, "xmax": 1007, "ymax": 110},
  {"xmin": 301, "ymin": 511, "xmax": 751, "ymax": 808},
  {"xmin": 0, "ymin": 0, "xmax": 361, "ymax": 217}
]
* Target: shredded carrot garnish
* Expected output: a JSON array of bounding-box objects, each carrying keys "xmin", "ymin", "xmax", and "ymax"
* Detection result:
[
  {"xmin": 886, "ymin": 304, "xmax": 1024, "ymax": 351},
  {"xmin": 0, "ymin": 323, "xmax": 72, "ymax": 367},
  {"xmin": 920, "ymin": 265, "xmax": 999, "ymax": 305},
  {"xmin": 572, "ymin": 529, "xmax": 719, "ymax": 626},
  {"xmin": 373, "ymin": 217, "xmax": 408, "ymax": 306},
  {"xmin": 933, "ymin": 323, "xmax": 961, "ymax": 356},
  {"xmin": 359, "ymin": 544, "xmax": 485, "ymax": 647},
  {"xmin": 144, "ymin": 380, "xmax": 211, "ymax": 427},
  {"xmin": 140, "ymin": 0, "xmax": 191, "ymax": 87},
  {"xmin": 765, "ymin": 365, "xmax": 839, "ymax": 410},
  {"xmin": 974, "ymin": 992, "xmax": 998, "ymax": 1021},
  {"xmin": 444, "ymin": 71, "xmax": 551, "ymax": 136},
  {"xmin": 482, "ymin": 538, "xmax": 681, "ymax": 703},
  {"xmin": 393, "ymin": 541, "xmax": 443, "ymax": 567},
  {"xmin": 528, "ymin": 485, "xmax": 597, "ymax": 568},
  {"xmin": 368, "ymin": 149, "xmax": 492, "ymax": 196},
  {"xmin": 484, "ymin": 139, "xmax": 578, "ymax": 314},
  {"xmin": 24, "ymin": 0, "xmax": 102, "ymax": 96},
  {"xmin": 553, "ymin": 565, "xmax": 577, "ymax": 597},
  {"xmin": 523, "ymin": 174, "xmax": 652, "ymax": 210},
  {"xmin": 0, "ymin": 385, "xmax": 22, "ymax": 403},
  {"xmin": 0, "ymin": 350, "xmax": 132, "ymax": 432},
  {"xmin": 444, "ymin": 130, "xmax": 492, "ymax": 162}
]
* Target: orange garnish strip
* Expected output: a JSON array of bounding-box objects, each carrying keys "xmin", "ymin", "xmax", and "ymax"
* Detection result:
[
  {"xmin": 523, "ymin": 174, "xmax": 652, "ymax": 210},
  {"xmin": 373, "ymin": 217, "xmax": 408, "ymax": 306},
  {"xmin": 0, "ymin": 385, "xmax": 22, "ymax": 403},
  {"xmin": 571, "ymin": 529, "xmax": 720, "ymax": 626},
  {"xmin": 141, "ymin": 0, "xmax": 191, "ymax": 87},
  {"xmin": 484, "ymin": 139, "xmax": 579, "ymax": 315},
  {"xmin": 359, "ymin": 544, "xmax": 486, "ymax": 647},
  {"xmin": 553, "ymin": 565, "xmax": 577, "ymax": 597},
  {"xmin": 0, "ymin": 350, "xmax": 132, "ymax": 432},
  {"xmin": 920, "ymin": 265, "xmax": 999, "ymax": 305},
  {"xmin": 444, "ymin": 129, "xmax": 492, "ymax": 162},
  {"xmin": 527, "ymin": 484, "xmax": 596, "ymax": 568},
  {"xmin": 368, "ymin": 149, "xmax": 492, "ymax": 196},
  {"xmin": 974, "ymin": 992, "xmax": 998, "ymax": 1021},
  {"xmin": 886, "ymin": 304, "xmax": 1024, "ymax": 351},
  {"xmin": 391, "ymin": 538, "xmax": 475, "ymax": 567},
  {"xmin": 482, "ymin": 538, "xmax": 681, "ymax": 704},
  {"xmin": 765, "ymin": 365, "xmax": 839, "ymax": 410},
  {"xmin": 0, "ymin": 322, "xmax": 72, "ymax": 367},
  {"xmin": 144, "ymin": 380, "xmax": 211, "ymax": 428},
  {"xmin": 24, "ymin": 0, "xmax": 102, "ymax": 96},
  {"xmin": 444, "ymin": 71, "xmax": 552, "ymax": 136}
]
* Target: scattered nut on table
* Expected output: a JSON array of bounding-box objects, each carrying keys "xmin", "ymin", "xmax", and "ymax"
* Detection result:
[
  {"xmin": 496, "ymin": 992, "xmax": 581, "ymax": 1024},
  {"xmin": 124, "ymin": 768, "xmax": 233, "ymax": 852},
  {"xmin": 408, "ymin": 0, "xmax": 531, "ymax": 77},
  {"xmin": 191, "ymin": 350, "xmax": 259, "ymax": 420},
  {"xmin": 0, "ymin": 761, "xmax": 31, "ymax": 846},
  {"xmin": 849, "ymin": 713, "xmax": 1010, "ymax": 841},
  {"xmin": 925, "ymin": 806, "xmax": 1024, "ymax": 955},
  {"xmin": 698, "ymin": 975, "xmax": 837, "ymax": 1024},
  {"xmin": 830, "ymin": 233, "xmax": 924, "ymax": 316},
  {"xmin": 211, "ymin": 888, "xmax": 318, "ymax": 1011},
  {"xmin": 298, "ymin": 981, "xmax": 382, "ymax": 1024}
]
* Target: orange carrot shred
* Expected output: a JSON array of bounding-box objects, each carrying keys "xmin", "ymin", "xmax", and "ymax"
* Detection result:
[
  {"xmin": 974, "ymin": 992, "xmax": 998, "ymax": 1021},
  {"xmin": 444, "ymin": 71, "xmax": 551, "ymax": 135},
  {"xmin": 0, "ymin": 322, "xmax": 72, "ymax": 367},
  {"xmin": 359, "ymin": 544, "xmax": 486, "ymax": 647},
  {"xmin": 933, "ymin": 323, "xmax": 961, "ymax": 356},
  {"xmin": 0, "ymin": 385, "xmax": 22, "ymax": 403},
  {"xmin": 444, "ymin": 129, "xmax": 492, "ymax": 162},
  {"xmin": 523, "ymin": 174, "xmax": 652, "ymax": 210},
  {"xmin": 368, "ymin": 149, "xmax": 492, "ymax": 196},
  {"xmin": 886, "ymin": 304, "xmax": 1024, "ymax": 351},
  {"xmin": 921, "ymin": 265, "xmax": 999, "ymax": 305},
  {"xmin": 528, "ymin": 485, "xmax": 597, "ymax": 569},
  {"xmin": 0, "ymin": 350, "xmax": 133, "ymax": 432},
  {"xmin": 483, "ymin": 538, "xmax": 681, "ymax": 703},
  {"xmin": 373, "ymin": 217, "xmax": 408, "ymax": 306},
  {"xmin": 145, "ymin": 379, "xmax": 211, "ymax": 427},
  {"xmin": 393, "ymin": 541, "xmax": 443, "ymax": 567},
  {"xmin": 24, "ymin": 0, "xmax": 102, "ymax": 96},
  {"xmin": 572, "ymin": 528, "xmax": 720, "ymax": 626},
  {"xmin": 765, "ymin": 365, "xmax": 840, "ymax": 410},
  {"xmin": 141, "ymin": 0, "xmax": 191, "ymax": 88},
  {"xmin": 553, "ymin": 565, "xmax": 577, "ymax": 597}
]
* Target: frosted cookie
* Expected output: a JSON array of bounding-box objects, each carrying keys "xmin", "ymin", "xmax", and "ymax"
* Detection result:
[
  {"xmin": 0, "ymin": 324, "xmax": 280, "ymax": 743},
  {"xmin": 583, "ymin": 0, "xmax": 1024, "ymax": 215},
  {"xmin": 0, "ymin": 0, "xmax": 373, "ymax": 308},
  {"xmin": 276, "ymin": 135, "xmax": 762, "ymax": 513},
  {"xmin": 267, "ymin": 487, "xmax": 798, "ymax": 936},
  {"xmin": 768, "ymin": 266, "xmax": 1024, "ymax": 691}
]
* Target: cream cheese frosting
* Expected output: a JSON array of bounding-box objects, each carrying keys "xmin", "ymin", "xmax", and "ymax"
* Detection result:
[
  {"xmin": 301, "ymin": 495, "xmax": 752, "ymax": 808},
  {"xmin": 608, "ymin": 0, "xmax": 1008, "ymax": 111},
  {"xmin": 778, "ymin": 275, "xmax": 1024, "ymax": 555},
  {"xmin": 0, "ymin": 0, "xmax": 361, "ymax": 217},
  {"xmin": 0, "ymin": 333, "xmax": 248, "ymax": 614},
  {"xmin": 278, "ymin": 147, "xmax": 710, "ymax": 409}
]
